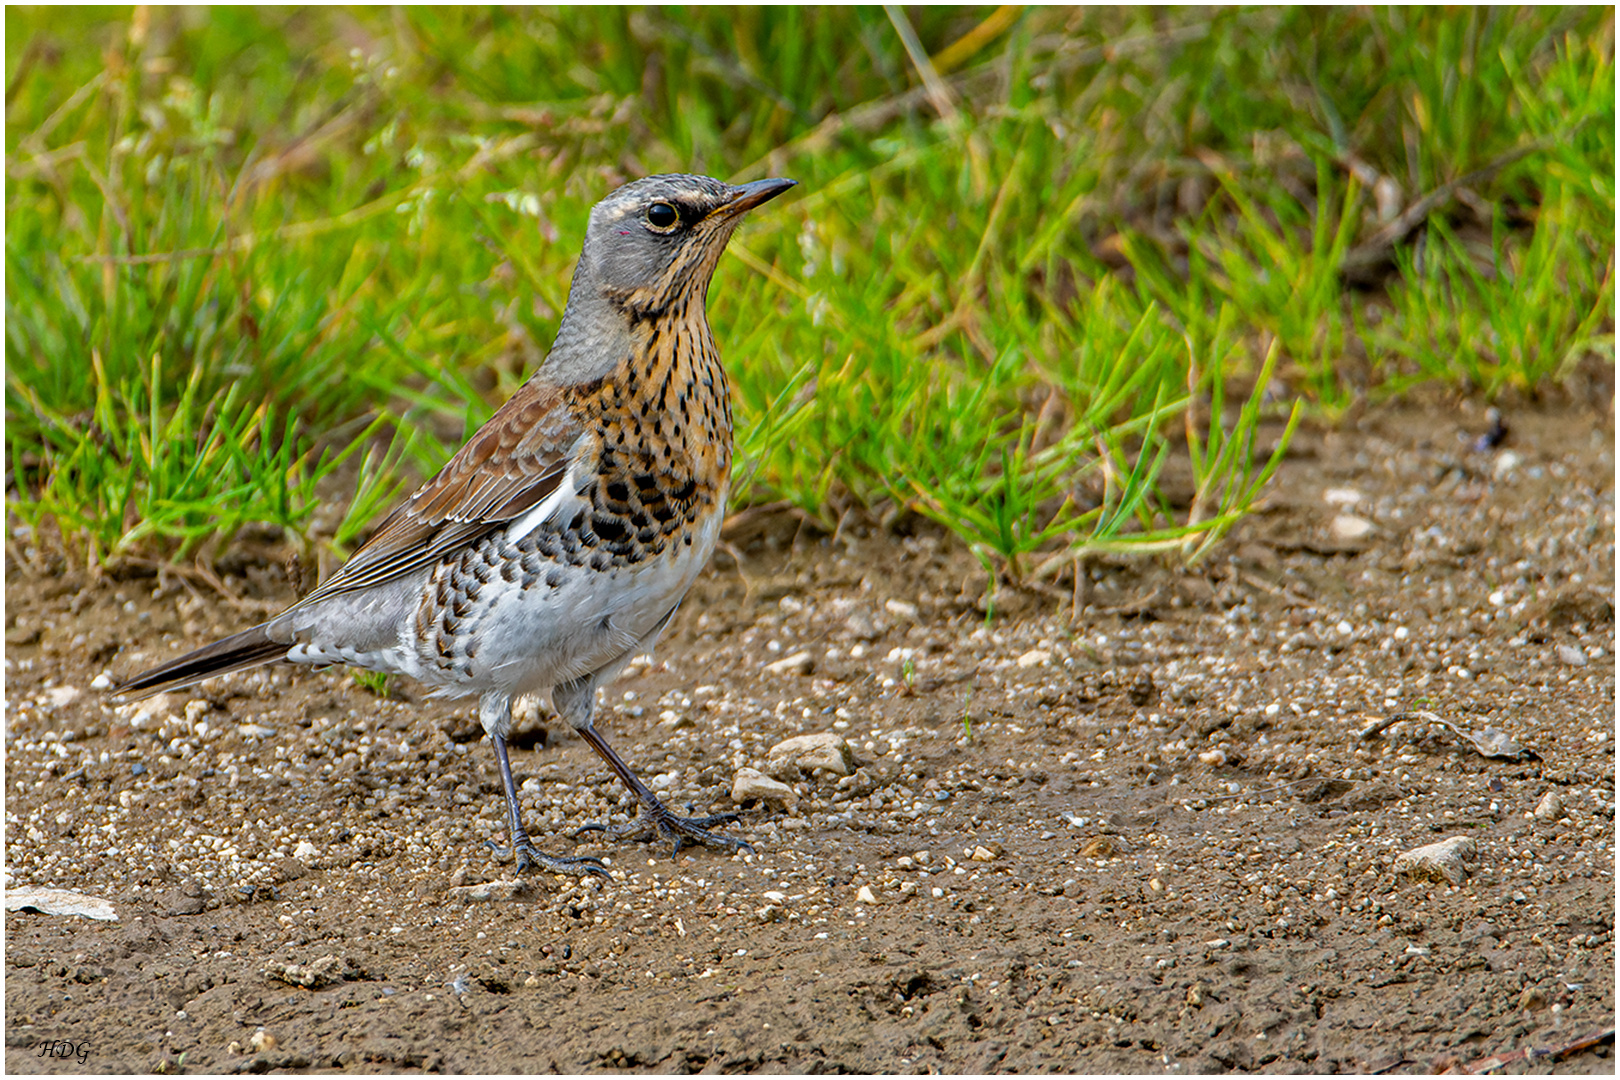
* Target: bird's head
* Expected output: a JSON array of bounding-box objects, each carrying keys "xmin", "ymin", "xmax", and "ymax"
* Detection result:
[
  {"xmin": 578, "ymin": 173, "xmax": 796, "ymax": 320},
  {"xmin": 541, "ymin": 173, "xmax": 795, "ymax": 385}
]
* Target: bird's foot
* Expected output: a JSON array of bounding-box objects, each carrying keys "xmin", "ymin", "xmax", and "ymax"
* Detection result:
[
  {"xmin": 574, "ymin": 800, "xmax": 753, "ymax": 859},
  {"xmin": 486, "ymin": 829, "xmax": 611, "ymax": 880}
]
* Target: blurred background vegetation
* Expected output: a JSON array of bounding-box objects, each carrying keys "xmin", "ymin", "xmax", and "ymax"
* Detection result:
[{"xmin": 5, "ymin": 6, "xmax": 1613, "ymax": 584}]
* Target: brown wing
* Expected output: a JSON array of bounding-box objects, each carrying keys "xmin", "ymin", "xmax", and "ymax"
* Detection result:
[{"xmin": 297, "ymin": 379, "xmax": 584, "ymax": 605}]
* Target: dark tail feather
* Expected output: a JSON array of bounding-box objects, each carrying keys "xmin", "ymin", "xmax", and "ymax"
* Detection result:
[{"xmin": 114, "ymin": 624, "xmax": 288, "ymax": 701}]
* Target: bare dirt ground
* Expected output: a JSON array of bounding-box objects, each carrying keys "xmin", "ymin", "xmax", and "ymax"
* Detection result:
[{"xmin": 5, "ymin": 400, "xmax": 1615, "ymax": 1074}]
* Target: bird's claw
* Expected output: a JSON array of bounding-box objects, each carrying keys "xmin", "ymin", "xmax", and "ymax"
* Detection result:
[
  {"xmin": 574, "ymin": 804, "xmax": 753, "ymax": 859},
  {"xmin": 486, "ymin": 832, "xmax": 611, "ymax": 880}
]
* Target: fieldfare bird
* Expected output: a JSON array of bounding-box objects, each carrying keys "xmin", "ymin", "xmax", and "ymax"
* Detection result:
[{"xmin": 117, "ymin": 173, "xmax": 798, "ymax": 879}]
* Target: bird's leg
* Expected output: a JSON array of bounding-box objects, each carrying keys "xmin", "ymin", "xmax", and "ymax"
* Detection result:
[
  {"xmin": 481, "ymin": 697, "xmax": 609, "ymax": 879},
  {"xmin": 556, "ymin": 680, "xmax": 752, "ymax": 858},
  {"xmin": 573, "ymin": 724, "xmax": 754, "ymax": 857}
]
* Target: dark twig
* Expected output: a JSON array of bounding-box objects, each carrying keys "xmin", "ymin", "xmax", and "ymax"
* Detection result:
[
  {"xmin": 1339, "ymin": 142, "xmax": 1545, "ymax": 283},
  {"xmin": 1443, "ymin": 1026, "xmax": 1614, "ymax": 1074},
  {"xmin": 1360, "ymin": 709, "xmax": 1534, "ymax": 761}
]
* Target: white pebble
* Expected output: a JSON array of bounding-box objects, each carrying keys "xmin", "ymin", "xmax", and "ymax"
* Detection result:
[
  {"xmin": 884, "ymin": 599, "xmax": 919, "ymax": 620},
  {"xmin": 5, "ymin": 888, "xmax": 119, "ymax": 921},
  {"xmin": 730, "ymin": 768, "xmax": 797, "ymax": 808},
  {"xmin": 764, "ymin": 651, "xmax": 814, "ymax": 676},
  {"xmin": 1556, "ymin": 644, "xmax": 1589, "ymax": 667},
  {"xmin": 1331, "ymin": 514, "xmax": 1375, "ymax": 541}
]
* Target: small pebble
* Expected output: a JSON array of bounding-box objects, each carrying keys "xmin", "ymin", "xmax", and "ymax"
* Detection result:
[
  {"xmin": 884, "ymin": 599, "xmax": 918, "ymax": 620},
  {"xmin": 766, "ymin": 733, "xmax": 854, "ymax": 778},
  {"xmin": 45, "ymin": 686, "xmax": 81, "ymax": 708},
  {"xmin": 731, "ymin": 767, "xmax": 798, "ymax": 808},
  {"xmin": 764, "ymin": 650, "xmax": 815, "ymax": 676},
  {"xmin": 448, "ymin": 879, "xmax": 532, "ymax": 904},
  {"xmin": 264, "ymin": 956, "xmax": 357, "ymax": 989},
  {"xmin": 1331, "ymin": 514, "xmax": 1375, "ymax": 541},
  {"xmin": 843, "ymin": 613, "xmax": 877, "ymax": 640},
  {"xmin": 1556, "ymin": 644, "xmax": 1589, "ymax": 667},
  {"xmin": 1393, "ymin": 836, "xmax": 1477, "ymax": 885},
  {"xmin": 1081, "ymin": 836, "xmax": 1117, "ymax": 859}
]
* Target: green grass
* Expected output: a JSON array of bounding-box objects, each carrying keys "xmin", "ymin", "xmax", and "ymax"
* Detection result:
[{"xmin": 5, "ymin": 7, "xmax": 1613, "ymax": 586}]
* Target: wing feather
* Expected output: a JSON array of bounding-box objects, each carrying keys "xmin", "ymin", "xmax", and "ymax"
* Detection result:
[{"xmin": 296, "ymin": 379, "xmax": 586, "ymax": 606}]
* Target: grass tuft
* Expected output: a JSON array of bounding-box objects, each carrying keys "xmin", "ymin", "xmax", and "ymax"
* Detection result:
[{"xmin": 5, "ymin": 8, "xmax": 1612, "ymax": 588}]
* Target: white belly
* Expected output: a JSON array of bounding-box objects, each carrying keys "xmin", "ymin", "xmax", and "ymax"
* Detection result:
[{"xmin": 473, "ymin": 504, "xmax": 722, "ymax": 696}]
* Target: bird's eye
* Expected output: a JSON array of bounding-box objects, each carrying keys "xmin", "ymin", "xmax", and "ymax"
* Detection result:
[{"xmin": 645, "ymin": 202, "xmax": 679, "ymax": 230}]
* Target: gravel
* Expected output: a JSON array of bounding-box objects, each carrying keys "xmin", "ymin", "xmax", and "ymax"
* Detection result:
[{"xmin": 4, "ymin": 402, "xmax": 1613, "ymax": 1073}]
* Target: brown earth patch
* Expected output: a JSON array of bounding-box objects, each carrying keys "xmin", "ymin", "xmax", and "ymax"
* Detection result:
[{"xmin": 6, "ymin": 401, "xmax": 1614, "ymax": 1073}]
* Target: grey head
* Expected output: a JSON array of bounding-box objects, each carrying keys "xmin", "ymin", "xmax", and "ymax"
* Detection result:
[{"xmin": 544, "ymin": 173, "xmax": 796, "ymax": 385}]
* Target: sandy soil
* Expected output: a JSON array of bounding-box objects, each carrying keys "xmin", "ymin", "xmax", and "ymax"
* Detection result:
[{"xmin": 5, "ymin": 401, "xmax": 1615, "ymax": 1074}]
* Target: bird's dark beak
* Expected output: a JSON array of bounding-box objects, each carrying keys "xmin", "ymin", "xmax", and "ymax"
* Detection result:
[{"xmin": 722, "ymin": 177, "xmax": 797, "ymax": 215}]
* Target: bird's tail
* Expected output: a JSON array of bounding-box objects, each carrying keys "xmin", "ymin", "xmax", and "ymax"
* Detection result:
[{"xmin": 114, "ymin": 624, "xmax": 288, "ymax": 701}]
